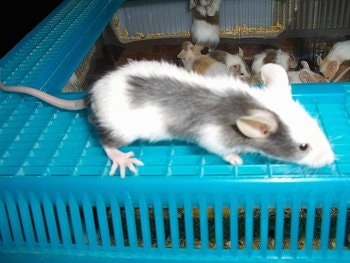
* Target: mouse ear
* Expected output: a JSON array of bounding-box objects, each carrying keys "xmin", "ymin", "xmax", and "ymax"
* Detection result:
[
  {"xmin": 177, "ymin": 50, "xmax": 186, "ymax": 59},
  {"xmin": 300, "ymin": 60, "xmax": 310, "ymax": 70},
  {"xmin": 193, "ymin": 44, "xmax": 204, "ymax": 55},
  {"xmin": 299, "ymin": 71, "xmax": 312, "ymax": 83},
  {"xmin": 236, "ymin": 110, "xmax": 278, "ymax": 138},
  {"xmin": 181, "ymin": 41, "xmax": 193, "ymax": 51},
  {"xmin": 238, "ymin": 47, "xmax": 244, "ymax": 58},
  {"xmin": 261, "ymin": 63, "xmax": 291, "ymax": 97}
]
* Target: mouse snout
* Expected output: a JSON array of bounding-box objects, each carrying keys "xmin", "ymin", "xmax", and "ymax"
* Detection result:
[
  {"xmin": 316, "ymin": 148, "xmax": 335, "ymax": 166},
  {"xmin": 301, "ymin": 146, "xmax": 335, "ymax": 168}
]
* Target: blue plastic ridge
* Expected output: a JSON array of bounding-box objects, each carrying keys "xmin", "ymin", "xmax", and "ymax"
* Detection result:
[{"xmin": 0, "ymin": 0, "xmax": 125, "ymax": 93}]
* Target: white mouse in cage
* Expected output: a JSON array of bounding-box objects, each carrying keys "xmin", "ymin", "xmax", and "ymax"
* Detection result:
[
  {"xmin": 0, "ymin": 61, "xmax": 335, "ymax": 178},
  {"xmin": 316, "ymin": 39, "xmax": 350, "ymax": 81},
  {"xmin": 189, "ymin": 0, "xmax": 222, "ymax": 50},
  {"xmin": 209, "ymin": 47, "xmax": 251, "ymax": 80}
]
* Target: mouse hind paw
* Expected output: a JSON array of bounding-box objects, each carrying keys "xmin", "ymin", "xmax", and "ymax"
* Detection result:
[{"xmin": 103, "ymin": 146, "xmax": 144, "ymax": 178}]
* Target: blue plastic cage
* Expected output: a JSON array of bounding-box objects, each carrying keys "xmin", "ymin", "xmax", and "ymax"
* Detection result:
[{"xmin": 1, "ymin": 0, "xmax": 350, "ymax": 262}]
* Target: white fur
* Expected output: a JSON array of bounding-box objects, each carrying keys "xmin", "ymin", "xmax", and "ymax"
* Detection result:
[
  {"xmin": 251, "ymin": 53, "xmax": 265, "ymax": 74},
  {"xmin": 324, "ymin": 40, "xmax": 350, "ymax": 62},
  {"xmin": 204, "ymin": 63, "xmax": 230, "ymax": 76},
  {"xmin": 117, "ymin": 106, "xmax": 171, "ymax": 142},
  {"xmin": 274, "ymin": 50, "xmax": 291, "ymax": 70},
  {"xmin": 198, "ymin": 124, "xmax": 256, "ymax": 159},
  {"xmin": 90, "ymin": 65, "xmax": 173, "ymax": 143},
  {"xmin": 191, "ymin": 20, "xmax": 219, "ymax": 46},
  {"xmin": 197, "ymin": 124, "xmax": 232, "ymax": 157}
]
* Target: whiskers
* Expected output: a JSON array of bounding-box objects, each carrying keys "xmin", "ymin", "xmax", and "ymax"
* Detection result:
[
  {"xmin": 328, "ymin": 134, "xmax": 345, "ymax": 143},
  {"xmin": 266, "ymin": 156, "xmax": 339, "ymax": 178},
  {"xmin": 327, "ymin": 134, "xmax": 345, "ymax": 162}
]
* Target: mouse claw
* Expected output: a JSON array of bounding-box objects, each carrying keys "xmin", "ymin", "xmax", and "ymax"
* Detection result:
[{"xmin": 109, "ymin": 163, "xmax": 119, "ymax": 177}]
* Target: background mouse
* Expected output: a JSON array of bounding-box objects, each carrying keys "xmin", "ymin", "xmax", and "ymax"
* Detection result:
[
  {"xmin": 189, "ymin": 0, "xmax": 222, "ymax": 50},
  {"xmin": 0, "ymin": 61, "xmax": 335, "ymax": 177},
  {"xmin": 317, "ymin": 40, "xmax": 350, "ymax": 81},
  {"xmin": 209, "ymin": 47, "xmax": 251, "ymax": 80},
  {"xmin": 287, "ymin": 61, "xmax": 326, "ymax": 83},
  {"xmin": 177, "ymin": 41, "xmax": 229, "ymax": 76},
  {"xmin": 252, "ymin": 48, "xmax": 298, "ymax": 74}
]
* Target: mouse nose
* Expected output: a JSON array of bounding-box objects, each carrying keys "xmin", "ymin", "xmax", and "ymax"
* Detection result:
[{"xmin": 311, "ymin": 148, "xmax": 335, "ymax": 167}]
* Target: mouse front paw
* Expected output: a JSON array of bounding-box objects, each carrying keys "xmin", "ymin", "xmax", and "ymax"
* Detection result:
[
  {"xmin": 103, "ymin": 147, "xmax": 144, "ymax": 178},
  {"xmin": 224, "ymin": 153, "xmax": 243, "ymax": 165}
]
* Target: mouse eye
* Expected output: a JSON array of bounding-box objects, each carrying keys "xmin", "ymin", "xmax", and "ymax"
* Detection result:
[{"xmin": 299, "ymin": 143, "xmax": 309, "ymax": 151}]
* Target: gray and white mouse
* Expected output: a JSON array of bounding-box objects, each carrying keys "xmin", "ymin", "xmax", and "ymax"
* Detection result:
[{"xmin": 0, "ymin": 61, "xmax": 335, "ymax": 177}]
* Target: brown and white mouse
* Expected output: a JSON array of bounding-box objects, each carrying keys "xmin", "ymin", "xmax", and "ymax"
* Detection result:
[{"xmin": 189, "ymin": 0, "xmax": 222, "ymax": 50}]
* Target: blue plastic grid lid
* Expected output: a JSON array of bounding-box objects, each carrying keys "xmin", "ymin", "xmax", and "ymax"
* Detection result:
[
  {"xmin": 0, "ymin": 0, "xmax": 125, "ymax": 92},
  {"xmin": 0, "ymin": 1, "xmax": 350, "ymax": 263}
]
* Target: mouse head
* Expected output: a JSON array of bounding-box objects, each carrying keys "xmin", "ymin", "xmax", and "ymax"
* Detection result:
[
  {"xmin": 190, "ymin": 0, "xmax": 208, "ymax": 9},
  {"xmin": 227, "ymin": 47, "xmax": 251, "ymax": 80},
  {"xmin": 177, "ymin": 41, "xmax": 204, "ymax": 59},
  {"xmin": 190, "ymin": 0, "xmax": 219, "ymax": 16},
  {"xmin": 238, "ymin": 63, "xmax": 335, "ymax": 167},
  {"xmin": 317, "ymin": 56, "xmax": 339, "ymax": 81}
]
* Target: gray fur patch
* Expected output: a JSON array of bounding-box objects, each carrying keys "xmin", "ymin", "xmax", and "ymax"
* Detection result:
[
  {"xmin": 262, "ymin": 49, "xmax": 278, "ymax": 64},
  {"xmin": 208, "ymin": 50, "xmax": 227, "ymax": 63}
]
